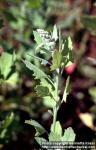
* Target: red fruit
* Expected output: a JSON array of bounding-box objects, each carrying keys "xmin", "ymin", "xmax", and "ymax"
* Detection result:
[{"xmin": 65, "ymin": 63, "xmax": 76, "ymax": 74}]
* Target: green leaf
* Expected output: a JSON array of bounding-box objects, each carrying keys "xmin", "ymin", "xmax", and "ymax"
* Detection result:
[
  {"xmin": 49, "ymin": 132, "xmax": 61, "ymax": 141},
  {"xmin": 52, "ymin": 25, "xmax": 58, "ymax": 41},
  {"xmin": 5, "ymin": 72, "xmax": 18, "ymax": 86},
  {"xmin": 40, "ymin": 78, "xmax": 55, "ymax": 90},
  {"xmin": 51, "ymin": 121, "xmax": 62, "ymax": 137},
  {"xmin": 35, "ymin": 85, "xmax": 50, "ymax": 97},
  {"xmin": 0, "ymin": 113, "xmax": 14, "ymax": 129},
  {"xmin": 43, "ymin": 96, "xmax": 56, "ymax": 108},
  {"xmin": 40, "ymin": 78, "xmax": 55, "ymax": 94},
  {"xmin": 23, "ymin": 60, "xmax": 47, "ymax": 79},
  {"xmin": 51, "ymin": 50, "xmax": 62, "ymax": 71},
  {"xmin": 40, "ymin": 78, "xmax": 57, "ymax": 108},
  {"xmin": 81, "ymin": 15, "xmax": 96, "ymax": 31},
  {"xmin": 39, "ymin": 78, "xmax": 57, "ymax": 107},
  {"xmin": 36, "ymin": 78, "xmax": 57, "ymax": 107},
  {"xmin": 27, "ymin": 53, "xmax": 50, "ymax": 65},
  {"xmin": 35, "ymin": 137, "xmax": 47, "ymax": 146},
  {"xmin": 25, "ymin": 120, "xmax": 47, "ymax": 136},
  {"xmin": 0, "ymin": 129, "xmax": 7, "ymax": 139},
  {"xmin": 61, "ymin": 127, "xmax": 75, "ymax": 142},
  {"xmin": 0, "ymin": 52, "xmax": 13, "ymax": 79},
  {"xmin": 33, "ymin": 31, "xmax": 42, "ymax": 45},
  {"xmin": 68, "ymin": 36, "xmax": 73, "ymax": 50},
  {"xmin": 61, "ymin": 36, "xmax": 73, "ymax": 67},
  {"xmin": 63, "ymin": 36, "xmax": 73, "ymax": 55},
  {"xmin": 40, "ymin": 78, "xmax": 52, "ymax": 89}
]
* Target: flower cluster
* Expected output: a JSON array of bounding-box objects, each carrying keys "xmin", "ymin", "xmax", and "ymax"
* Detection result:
[{"xmin": 37, "ymin": 29, "xmax": 57, "ymax": 51}]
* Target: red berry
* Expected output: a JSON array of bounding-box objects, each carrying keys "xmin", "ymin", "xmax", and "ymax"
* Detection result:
[{"xmin": 65, "ymin": 63, "xmax": 76, "ymax": 74}]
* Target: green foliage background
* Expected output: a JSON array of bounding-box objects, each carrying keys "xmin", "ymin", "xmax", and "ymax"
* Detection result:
[{"xmin": 0, "ymin": 0, "xmax": 96, "ymax": 149}]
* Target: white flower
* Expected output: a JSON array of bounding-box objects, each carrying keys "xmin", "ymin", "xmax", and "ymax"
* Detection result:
[{"xmin": 37, "ymin": 29, "xmax": 57, "ymax": 51}]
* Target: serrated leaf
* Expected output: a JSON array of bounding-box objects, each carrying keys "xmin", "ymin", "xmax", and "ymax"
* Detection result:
[
  {"xmin": 51, "ymin": 121, "xmax": 62, "ymax": 136},
  {"xmin": 49, "ymin": 132, "xmax": 61, "ymax": 141},
  {"xmin": 35, "ymin": 85, "xmax": 50, "ymax": 97},
  {"xmin": 25, "ymin": 120, "xmax": 47, "ymax": 136},
  {"xmin": 37, "ymin": 78, "xmax": 57, "ymax": 107},
  {"xmin": 81, "ymin": 15, "xmax": 96, "ymax": 31},
  {"xmin": 23, "ymin": 60, "xmax": 47, "ymax": 79},
  {"xmin": 0, "ymin": 52, "xmax": 13, "ymax": 79},
  {"xmin": 51, "ymin": 50, "xmax": 62, "ymax": 71},
  {"xmin": 27, "ymin": 53, "xmax": 50, "ymax": 65},
  {"xmin": 35, "ymin": 137, "xmax": 47, "ymax": 146},
  {"xmin": 40, "ymin": 78, "xmax": 55, "ymax": 93},
  {"xmin": 41, "ymin": 78, "xmax": 57, "ymax": 108},
  {"xmin": 33, "ymin": 31, "xmax": 42, "ymax": 45},
  {"xmin": 61, "ymin": 127, "xmax": 75, "ymax": 142},
  {"xmin": 40, "ymin": 78, "xmax": 53, "ymax": 90},
  {"xmin": 52, "ymin": 25, "xmax": 58, "ymax": 41},
  {"xmin": 39, "ymin": 78, "xmax": 57, "ymax": 107}
]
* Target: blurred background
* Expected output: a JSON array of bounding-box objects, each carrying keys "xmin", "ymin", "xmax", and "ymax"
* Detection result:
[{"xmin": 0, "ymin": 0, "xmax": 96, "ymax": 149}]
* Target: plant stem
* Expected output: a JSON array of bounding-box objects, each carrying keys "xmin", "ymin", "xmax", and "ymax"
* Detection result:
[
  {"xmin": 59, "ymin": 27, "xmax": 61, "ymax": 52},
  {"xmin": 56, "ymin": 69, "xmax": 59, "ymax": 98},
  {"xmin": 52, "ymin": 106, "xmax": 57, "ymax": 132},
  {"xmin": 52, "ymin": 69, "xmax": 60, "ymax": 132},
  {"xmin": 52, "ymin": 27, "xmax": 62, "ymax": 131},
  {"xmin": 61, "ymin": 76, "xmax": 70, "ymax": 103}
]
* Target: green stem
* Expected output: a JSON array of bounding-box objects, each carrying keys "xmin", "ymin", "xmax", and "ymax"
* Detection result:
[
  {"xmin": 61, "ymin": 76, "xmax": 70, "ymax": 103},
  {"xmin": 59, "ymin": 28, "xmax": 61, "ymax": 52},
  {"xmin": 56, "ymin": 69, "xmax": 59, "ymax": 99},
  {"xmin": 52, "ymin": 69, "xmax": 60, "ymax": 132},
  {"xmin": 52, "ymin": 26, "xmax": 62, "ymax": 131},
  {"xmin": 52, "ymin": 107, "xmax": 57, "ymax": 132}
]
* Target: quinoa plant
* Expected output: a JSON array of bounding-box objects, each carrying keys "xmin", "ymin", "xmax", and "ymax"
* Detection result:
[{"xmin": 23, "ymin": 25, "xmax": 76, "ymax": 149}]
